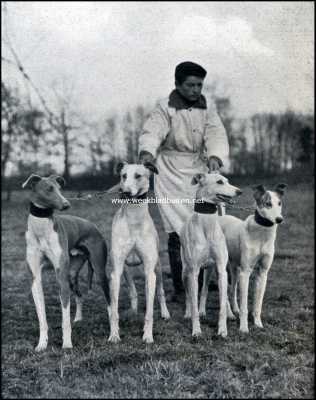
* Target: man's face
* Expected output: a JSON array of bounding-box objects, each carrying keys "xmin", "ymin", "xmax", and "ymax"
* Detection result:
[{"xmin": 176, "ymin": 76, "xmax": 204, "ymax": 102}]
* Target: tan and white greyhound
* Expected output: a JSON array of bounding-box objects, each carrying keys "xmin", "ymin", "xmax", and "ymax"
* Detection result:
[
  {"xmin": 108, "ymin": 162, "xmax": 170, "ymax": 344},
  {"xmin": 180, "ymin": 172, "xmax": 242, "ymax": 338},
  {"xmin": 215, "ymin": 183, "xmax": 287, "ymax": 333},
  {"xmin": 22, "ymin": 174, "xmax": 110, "ymax": 351}
]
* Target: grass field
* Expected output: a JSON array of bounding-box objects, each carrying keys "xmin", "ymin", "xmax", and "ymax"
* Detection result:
[{"xmin": 1, "ymin": 179, "xmax": 314, "ymax": 398}]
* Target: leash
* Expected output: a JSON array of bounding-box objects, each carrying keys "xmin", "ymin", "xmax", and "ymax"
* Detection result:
[
  {"xmin": 66, "ymin": 189, "xmax": 121, "ymax": 201},
  {"xmin": 224, "ymin": 204, "xmax": 256, "ymax": 212}
]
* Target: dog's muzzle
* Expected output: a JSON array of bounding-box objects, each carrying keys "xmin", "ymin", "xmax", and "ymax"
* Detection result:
[{"xmin": 216, "ymin": 194, "xmax": 235, "ymax": 204}]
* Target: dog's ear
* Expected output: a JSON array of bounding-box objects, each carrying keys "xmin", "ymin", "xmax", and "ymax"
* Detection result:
[
  {"xmin": 191, "ymin": 173, "xmax": 206, "ymax": 185},
  {"xmin": 143, "ymin": 161, "xmax": 159, "ymax": 175},
  {"xmin": 116, "ymin": 161, "xmax": 127, "ymax": 175},
  {"xmin": 274, "ymin": 183, "xmax": 287, "ymax": 197},
  {"xmin": 22, "ymin": 174, "xmax": 42, "ymax": 190},
  {"xmin": 252, "ymin": 184, "xmax": 266, "ymax": 203},
  {"xmin": 49, "ymin": 175, "xmax": 66, "ymax": 188}
]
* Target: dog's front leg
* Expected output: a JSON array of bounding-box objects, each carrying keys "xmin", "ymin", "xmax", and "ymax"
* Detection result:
[
  {"xmin": 238, "ymin": 260, "xmax": 252, "ymax": 333},
  {"xmin": 216, "ymin": 262, "xmax": 228, "ymax": 338},
  {"xmin": 155, "ymin": 262, "xmax": 170, "ymax": 320},
  {"xmin": 26, "ymin": 246, "xmax": 48, "ymax": 352},
  {"xmin": 108, "ymin": 254, "xmax": 124, "ymax": 343},
  {"xmin": 253, "ymin": 254, "xmax": 273, "ymax": 328},
  {"xmin": 55, "ymin": 257, "xmax": 73, "ymax": 349},
  {"xmin": 142, "ymin": 258, "xmax": 157, "ymax": 343},
  {"xmin": 189, "ymin": 269, "xmax": 201, "ymax": 337}
]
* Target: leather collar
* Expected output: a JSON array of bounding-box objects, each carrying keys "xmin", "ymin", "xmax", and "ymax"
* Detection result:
[
  {"xmin": 254, "ymin": 210, "xmax": 274, "ymax": 227},
  {"xmin": 194, "ymin": 200, "xmax": 217, "ymax": 214},
  {"xmin": 30, "ymin": 202, "xmax": 54, "ymax": 218}
]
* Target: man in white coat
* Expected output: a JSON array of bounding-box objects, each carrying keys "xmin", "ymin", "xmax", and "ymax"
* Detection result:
[{"xmin": 138, "ymin": 61, "xmax": 229, "ymax": 301}]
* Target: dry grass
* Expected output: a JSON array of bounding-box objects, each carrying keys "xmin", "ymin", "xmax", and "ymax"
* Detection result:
[{"xmin": 1, "ymin": 179, "xmax": 314, "ymax": 398}]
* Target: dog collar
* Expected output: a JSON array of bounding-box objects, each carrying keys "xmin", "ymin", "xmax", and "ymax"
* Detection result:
[
  {"xmin": 194, "ymin": 200, "xmax": 217, "ymax": 214},
  {"xmin": 254, "ymin": 210, "xmax": 274, "ymax": 227},
  {"xmin": 30, "ymin": 202, "xmax": 54, "ymax": 218}
]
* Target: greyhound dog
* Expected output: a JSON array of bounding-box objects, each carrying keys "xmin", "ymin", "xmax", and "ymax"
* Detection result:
[
  {"xmin": 216, "ymin": 183, "xmax": 287, "ymax": 333},
  {"xmin": 108, "ymin": 162, "xmax": 170, "ymax": 344},
  {"xmin": 180, "ymin": 172, "xmax": 242, "ymax": 338},
  {"xmin": 22, "ymin": 174, "xmax": 110, "ymax": 351}
]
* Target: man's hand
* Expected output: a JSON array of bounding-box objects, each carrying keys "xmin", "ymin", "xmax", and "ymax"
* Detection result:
[
  {"xmin": 139, "ymin": 150, "xmax": 155, "ymax": 164},
  {"xmin": 207, "ymin": 155, "xmax": 223, "ymax": 172},
  {"xmin": 139, "ymin": 151, "xmax": 156, "ymax": 191}
]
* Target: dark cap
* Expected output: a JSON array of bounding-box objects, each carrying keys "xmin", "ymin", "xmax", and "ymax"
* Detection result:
[{"xmin": 175, "ymin": 61, "xmax": 207, "ymax": 83}]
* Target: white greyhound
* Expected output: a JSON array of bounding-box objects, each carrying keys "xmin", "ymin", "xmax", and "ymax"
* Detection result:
[
  {"xmin": 108, "ymin": 162, "xmax": 170, "ymax": 344},
  {"xmin": 180, "ymin": 172, "xmax": 242, "ymax": 338},
  {"xmin": 215, "ymin": 183, "xmax": 287, "ymax": 333}
]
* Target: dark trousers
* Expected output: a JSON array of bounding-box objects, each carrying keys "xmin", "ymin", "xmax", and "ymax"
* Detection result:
[{"xmin": 168, "ymin": 232, "xmax": 204, "ymax": 293}]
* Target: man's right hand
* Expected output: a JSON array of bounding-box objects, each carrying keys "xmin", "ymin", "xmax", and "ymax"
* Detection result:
[{"xmin": 139, "ymin": 150, "xmax": 155, "ymax": 164}]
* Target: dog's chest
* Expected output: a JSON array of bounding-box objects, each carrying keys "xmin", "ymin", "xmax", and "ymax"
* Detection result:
[
  {"xmin": 244, "ymin": 225, "xmax": 276, "ymax": 260},
  {"xmin": 27, "ymin": 217, "xmax": 62, "ymax": 258}
]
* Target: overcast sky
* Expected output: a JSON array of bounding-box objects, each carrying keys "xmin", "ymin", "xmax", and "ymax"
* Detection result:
[{"xmin": 2, "ymin": 1, "xmax": 314, "ymax": 119}]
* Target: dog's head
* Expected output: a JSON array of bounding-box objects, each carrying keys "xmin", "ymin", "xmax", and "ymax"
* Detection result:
[
  {"xmin": 252, "ymin": 183, "xmax": 287, "ymax": 224},
  {"xmin": 191, "ymin": 172, "xmax": 242, "ymax": 204},
  {"xmin": 22, "ymin": 174, "xmax": 70, "ymax": 211},
  {"xmin": 116, "ymin": 161, "xmax": 158, "ymax": 197}
]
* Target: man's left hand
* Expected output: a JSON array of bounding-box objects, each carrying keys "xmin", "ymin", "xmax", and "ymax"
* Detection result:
[{"xmin": 207, "ymin": 155, "xmax": 223, "ymax": 172}]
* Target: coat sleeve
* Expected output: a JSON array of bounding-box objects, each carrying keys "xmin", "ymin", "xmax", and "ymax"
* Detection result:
[
  {"xmin": 204, "ymin": 100, "xmax": 230, "ymax": 167},
  {"xmin": 138, "ymin": 103, "xmax": 170, "ymax": 158}
]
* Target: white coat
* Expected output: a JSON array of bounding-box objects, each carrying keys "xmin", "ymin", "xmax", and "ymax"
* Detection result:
[{"xmin": 139, "ymin": 95, "xmax": 229, "ymax": 234}]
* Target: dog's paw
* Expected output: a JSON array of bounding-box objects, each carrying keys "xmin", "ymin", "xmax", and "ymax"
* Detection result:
[
  {"xmin": 192, "ymin": 328, "xmax": 202, "ymax": 338},
  {"xmin": 62, "ymin": 342, "xmax": 73, "ymax": 350},
  {"xmin": 227, "ymin": 312, "xmax": 236, "ymax": 320},
  {"xmin": 239, "ymin": 326, "xmax": 249, "ymax": 334},
  {"xmin": 35, "ymin": 336, "xmax": 48, "ymax": 352},
  {"xmin": 108, "ymin": 333, "xmax": 121, "ymax": 343},
  {"xmin": 254, "ymin": 318, "xmax": 264, "ymax": 329},
  {"xmin": 35, "ymin": 343, "xmax": 48, "ymax": 352},
  {"xmin": 161, "ymin": 310, "xmax": 170, "ymax": 320},
  {"xmin": 217, "ymin": 326, "xmax": 228, "ymax": 338},
  {"xmin": 142, "ymin": 333, "xmax": 154, "ymax": 343}
]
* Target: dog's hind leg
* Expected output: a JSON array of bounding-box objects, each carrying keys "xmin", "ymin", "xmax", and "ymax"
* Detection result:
[
  {"xmin": 181, "ymin": 248, "xmax": 191, "ymax": 319},
  {"xmin": 230, "ymin": 262, "xmax": 240, "ymax": 315},
  {"xmin": 123, "ymin": 267, "xmax": 138, "ymax": 315},
  {"xmin": 199, "ymin": 266, "xmax": 212, "ymax": 317},
  {"xmin": 88, "ymin": 242, "xmax": 110, "ymax": 306},
  {"xmin": 155, "ymin": 262, "xmax": 170, "ymax": 320},
  {"xmin": 69, "ymin": 254, "xmax": 87, "ymax": 323}
]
